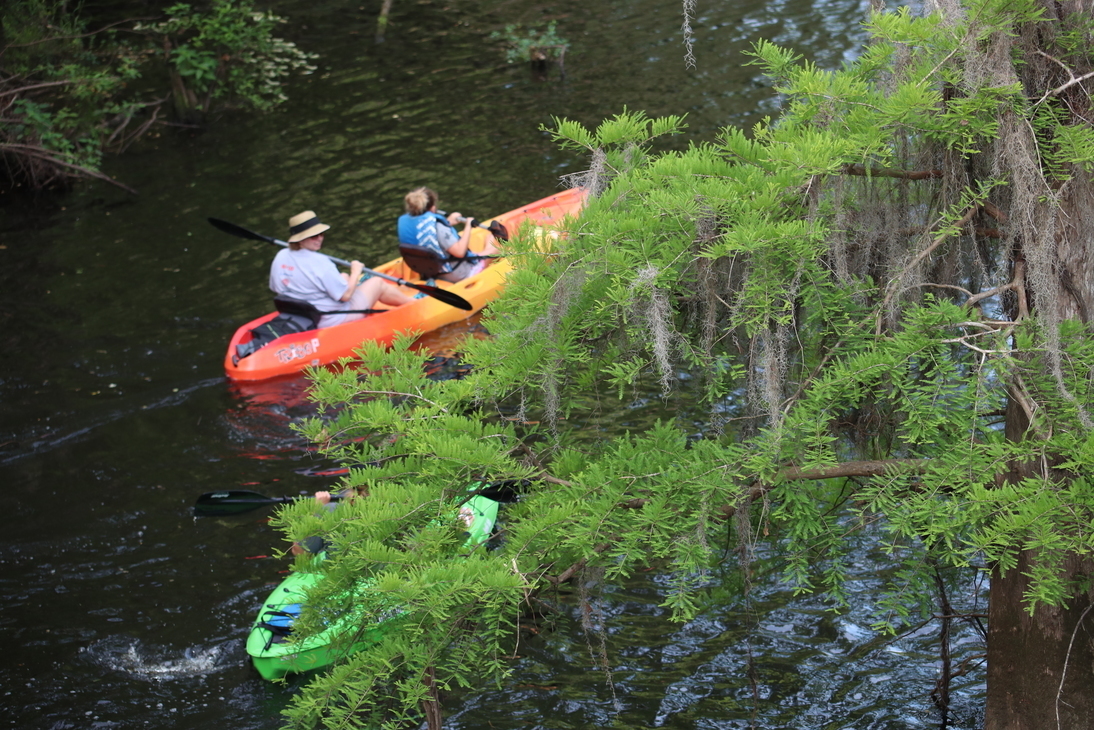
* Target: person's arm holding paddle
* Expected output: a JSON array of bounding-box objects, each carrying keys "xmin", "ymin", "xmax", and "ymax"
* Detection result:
[
  {"xmin": 289, "ymin": 489, "xmax": 353, "ymax": 556},
  {"xmin": 313, "ymin": 490, "xmax": 339, "ymax": 507},
  {"xmin": 208, "ymin": 215, "xmax": 474, "ymax": 310},
  {"xmin": 340, "ymin": 259, "xmax": 366, "ymax": 301},
  {"xmin": 441, "ymin": 211, "xmax": 475, "ymax": 259}
]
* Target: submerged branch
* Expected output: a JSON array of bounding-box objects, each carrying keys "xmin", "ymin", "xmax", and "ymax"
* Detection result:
[
  {"xmin": 842, "ymin": 163, "xmax": 942, "ymax": 180},
  {"xmin": 0, "ymin": 143, "xmax": 137, "ymax": 193}
]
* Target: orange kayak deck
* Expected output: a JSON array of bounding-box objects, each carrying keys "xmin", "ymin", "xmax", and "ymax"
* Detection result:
[{"xmin": 224, "ymin": 188, "xmax": 587, "ymax": 381}]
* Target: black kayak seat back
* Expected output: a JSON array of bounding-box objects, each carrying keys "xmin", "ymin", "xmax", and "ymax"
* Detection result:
[
  {"xmin": 258, "ymin": 603, "xmax": 303, "ymax": 648},
  {"xmin": 399, "ymin": 243, "xmax": 448, "ymax": 279},
  {"xmin": 263, "ymin": 602, "xmax": 303, "ymax": 629},
  {"xmin": 259, "ymin": 627, "xmax": 292, "ymax": 647},
  {"xmin": 272, "ymin": 296, "xmax": 324, "ymax": 327}
]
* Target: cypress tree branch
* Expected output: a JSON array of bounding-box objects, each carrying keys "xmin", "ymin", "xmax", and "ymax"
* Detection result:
[
  {"xmin": 842, "ymin": 163, "xmax": 943, "ymax": 180},
  {"xmin": 1033, "ymin": 50, "xmax": 1094, "ymax": 106},
  {"xmin": 770, "ymin": 458, "xmax": 931, "ymax": 482},
  {"xmin": 982, "ymin": 201, "xmax": 1008, "ymax": 222},
  {"xmin": 877, "ymin": 205, "xmax": 980, "ymax": 332},
  {"xmin": 545, "ymin": 459, "xmax": 931, "ymax": 584},
  {"xmin": 965, "ymin": 263, "xmax": 1024, "ymax": 310}
]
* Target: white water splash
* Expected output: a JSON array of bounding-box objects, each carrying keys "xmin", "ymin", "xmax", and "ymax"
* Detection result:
[{"xmin": 81, "ymin": 636, "xmax": 237, "ymax": 681}]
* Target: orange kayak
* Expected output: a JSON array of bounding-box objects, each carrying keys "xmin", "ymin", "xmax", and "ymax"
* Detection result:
[{"xmin": 224, "ymin": 188, "xmax": 587, "ymax": 381}]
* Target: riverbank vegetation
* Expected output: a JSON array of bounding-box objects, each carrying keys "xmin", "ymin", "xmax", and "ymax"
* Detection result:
[
  {"xmin": 490, "ymin": 22, "xmax": 568, "ymax": 72},
  {"xmin": 274, "ymin": 0, "xmax": 1094, "ymax": 728},
  {"xmin": 0, "ymin": 0, "xmax": 315, "ymax": 192}
]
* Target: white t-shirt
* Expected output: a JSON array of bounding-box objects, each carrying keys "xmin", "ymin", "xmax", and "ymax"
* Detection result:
[{"xmin": 269, "ymin": 248, "xmax": 347, "ymax": 313}]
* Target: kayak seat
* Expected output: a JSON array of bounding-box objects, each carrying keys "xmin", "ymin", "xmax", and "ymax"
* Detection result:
[
  {"xmin": 272, "ymin": 297, "xmax": 324, "ymax": 327},
  {"xmin": 398, "ymin": 243, "xmax": 448, "ymax": 280},
  {"xmin": 259, "ymin": 620, "xmax": 294, "ymax": 650},
  {"xmin": 259, "ymin": 620, "xmax": 294, "ymax": 637},
  {"xmin": 258, "ymin": 602, "xmax": 303, "ymax": 650}
]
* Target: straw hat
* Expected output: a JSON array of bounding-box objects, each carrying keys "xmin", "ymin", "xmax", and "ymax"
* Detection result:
[{"xmin": 287, "ymin": 210, "xmax": 331, "ymax": 243}]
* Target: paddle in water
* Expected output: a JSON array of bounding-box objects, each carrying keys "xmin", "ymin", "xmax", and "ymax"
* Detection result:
[
  {"xmin": 193, "ymin": 489, "xmax": 344, "ymax": 516},
  {"xmin": 194, "ymin": 480, "xmax": 529, "ymax": 516},
  {"xmin": 207, "ymin": 217, "xmax": 473, "ymax": 311}
]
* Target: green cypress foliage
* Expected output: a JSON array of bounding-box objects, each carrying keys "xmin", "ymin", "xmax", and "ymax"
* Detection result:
[{"xmin": 278, "ymin": 1, "xmax": 1094, "ymax": 726}]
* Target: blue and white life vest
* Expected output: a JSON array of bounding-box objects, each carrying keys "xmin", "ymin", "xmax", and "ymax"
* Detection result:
[{"xmin": 397, "ymin": 211, "xmax": 455, "ymax": 273}]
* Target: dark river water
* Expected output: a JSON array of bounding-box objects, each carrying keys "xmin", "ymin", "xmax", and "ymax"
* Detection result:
[{"xmin": 1, "ymin": 0, "xmax": 985, "ymax": 728}]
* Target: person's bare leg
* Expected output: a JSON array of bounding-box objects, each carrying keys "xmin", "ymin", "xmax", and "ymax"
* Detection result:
[
  {"xmin": 476, "ymin": 234, "xmax": 500, "ymax": 257},
  {"xmin": 378, "ymin": 281, "xmax": 415, "ymax": 306},
  {"xmin": 348, "ymin": 278, "xmax": 385, "ymax": 310},
  {"xmin": 353, "ymin": 277, "xmax": 414, "ymax": 307}
]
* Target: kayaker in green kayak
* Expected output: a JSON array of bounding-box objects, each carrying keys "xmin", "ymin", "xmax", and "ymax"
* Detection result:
[
  {"xmin": 288, "ymin": 486, "xmax": 493, "ymax": 556},
  {"xmin": 289, "ymin": 488, "xmax": 354, "ymax": 556},
  {"xmin": 247, "ymin": 490, "xmax": 501, "ymax": 680}
]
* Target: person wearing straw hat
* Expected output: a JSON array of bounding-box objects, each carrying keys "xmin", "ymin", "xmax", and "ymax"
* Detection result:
[{"xmin": 270, "ymin": 210, "xmax": 414, "ymax": 327}]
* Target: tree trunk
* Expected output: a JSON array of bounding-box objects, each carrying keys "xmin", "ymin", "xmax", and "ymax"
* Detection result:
[
  {"xmin": 163, "ymin": 37, "xmax": 201, "ymax": 124},
  {"xmin": 168, "ymin": 69, "xmax": 201, "ymax": 124},
  {"xmin": 984, "ymin": 253, "xmax": 1094, "ymax": 727},
  {"xmin": 984, "ymin": 550, "xmax": 1094, "ymax": 729},
  {"xmin": 985, "ymin": 152, "xmax": 1094, "ymax": 726},
  {"xmin": 420, "ymin": 666, "xmax": 442, "ymax": 730},
  {"xmin": 1052, "ymin": 177, "xmax": 1094, "ymax": 324}
]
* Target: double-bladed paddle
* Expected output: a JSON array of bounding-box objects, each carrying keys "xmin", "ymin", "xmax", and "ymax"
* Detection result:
[
  {"xmin": 207, "ymin": 217, "xmax": 473, "ymax": 311},
  {"xmin": 193, "ymin": 489, "xmax": 344, "ymax": 516},
  {"xmin": 193, "ymin": 480, "xmax": 529, "ymax": 516}
]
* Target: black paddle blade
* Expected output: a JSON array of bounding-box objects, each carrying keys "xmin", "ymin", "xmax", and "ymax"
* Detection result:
[
  {"xmin": 193, "ymin": 489, "xmax": 292, "ymax": 516},
  {"xmin": 472, "ymin": 479, "xmax": 530, "ymax": 503},
  {"xmin": 487, "ymin": 221, "xmax": 510, "ymax": 241},
  {"xmin": 468, "ymin": 219, "xmax": 509, "ymax": 241},
  {"xmin": 208, "ymin": 217, "xmax": 274, "ymax": 244},
  {"xmin": 407, "ymin": 283, "xmax": 473, "ymax": 311}
]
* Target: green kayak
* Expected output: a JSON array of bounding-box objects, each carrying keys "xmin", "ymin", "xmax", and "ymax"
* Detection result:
[{"xmin": 246, "ymin": 493, "xmax": 500, "ymax": 681}]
